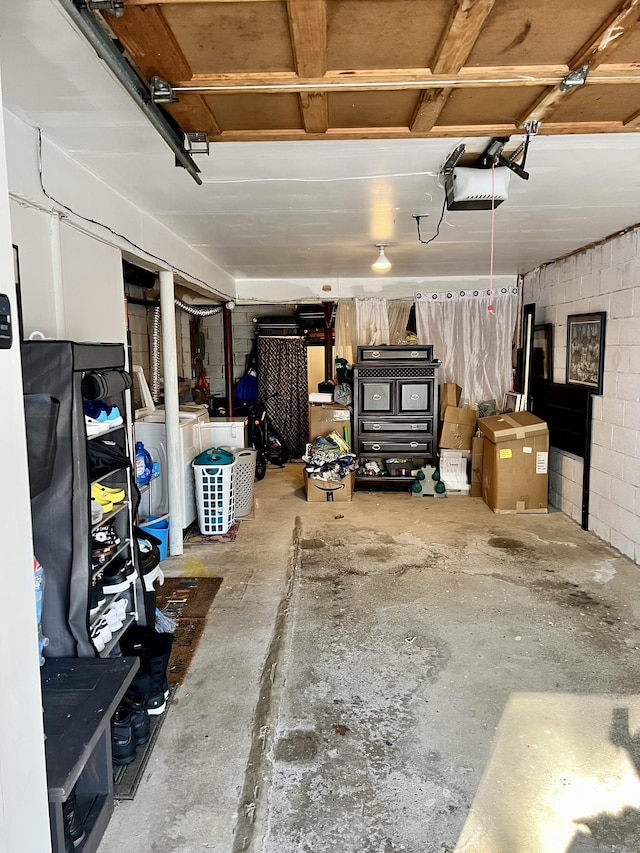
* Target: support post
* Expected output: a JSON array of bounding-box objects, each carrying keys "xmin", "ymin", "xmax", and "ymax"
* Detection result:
[
  {"xmin": 223, "ymin": 304, "xmax": 235, "ymax": 415},
  {"xmin": 323, "ymin": 301, "xmax": 334, "ymax": 381},
  {"xmin": 159, "ymin": 270, "xmax": 183, "ymax": 557}
]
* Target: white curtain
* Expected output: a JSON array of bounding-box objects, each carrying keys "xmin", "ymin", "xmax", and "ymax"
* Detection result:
[
  {"xmin": 388, "ymin": 300, "xmax": 413, "ymax": 344},
  {"xmin": 416, "ymin": 286, "xmax": 519, "ymax": 406},
  {"xmin": 355, "ymin": 298, "xmax": 390, "ymax": 346},
  {"xmin": 334, "ymin": 300, "xmax": 357, "ymax": 364}
]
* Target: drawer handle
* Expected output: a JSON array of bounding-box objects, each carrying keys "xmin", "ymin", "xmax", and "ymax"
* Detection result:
[
  {"xmin": 410, "ymin": 351, "xmax": 419, "ymax": 357},
  {"xmin": 372, "ymin": 443, "xmax": 381, "ymax": 450},
  {"xmin": 410, "ymin": 393, "xmax": 420, "ymax": 400},
  {"xmin": 410, "ymin": 424, "xmax": 419, "ymax": 430},
  {"xmin": 410, "ymin": 441, "xmax": 419, "ymax": 448},
  {"xmin": 370, "ymin": 351, "xmax": 380, "ymax": 358},
  {"xmin": 372, "ymin": 423, "xmax": 381, "ymax": 430},
  {"xmin": 372, "ymin": 394, "xmax": 382, "ymax": 401}
]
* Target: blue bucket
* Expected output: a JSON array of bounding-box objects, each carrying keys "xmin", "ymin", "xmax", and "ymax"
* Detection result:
[{"xmin": 140, "ymin": 514, "xmax": 169, "ymax": 561}]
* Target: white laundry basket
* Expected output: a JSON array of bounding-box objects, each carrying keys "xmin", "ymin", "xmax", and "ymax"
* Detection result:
[
  {"xmin": 230, "ymin": 449, "xmax": 257, "ymax": 517},
  {"xmin": 193, "ymin": 448, "xmax": 237, "ymax": 534}
]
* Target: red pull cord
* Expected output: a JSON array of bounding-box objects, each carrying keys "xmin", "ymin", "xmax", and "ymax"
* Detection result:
[{"xmin": 488, "ymin": 163, "xmax": 495, "ymax": 315}]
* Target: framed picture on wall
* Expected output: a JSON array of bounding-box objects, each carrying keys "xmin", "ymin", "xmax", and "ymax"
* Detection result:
[
  {"xmin": 566, "ymin": 312, "xmax": 606, "ymax": 394},
  {"xmin": 533, "ymin": 323, "xmax": 553, "ymax": 380}
]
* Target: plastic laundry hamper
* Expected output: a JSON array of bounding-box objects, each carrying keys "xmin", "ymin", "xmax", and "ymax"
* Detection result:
[
  {"xmin": 231, "ymin": 449, "xmax": 257, "ymax": 517},
  {"xmin": 193, "ymin": 447, "xmax": 237, "ymax": 534}
]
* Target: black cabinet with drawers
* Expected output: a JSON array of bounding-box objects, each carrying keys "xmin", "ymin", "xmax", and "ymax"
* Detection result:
[{"xmin": 354, "ymin": 345, "xmax": 439, "ymax": 488}]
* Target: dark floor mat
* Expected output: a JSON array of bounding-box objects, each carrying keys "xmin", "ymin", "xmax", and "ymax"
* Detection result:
[{"xmin": 156, "ymin": 576, "xmax": 223, "ymax": 683}]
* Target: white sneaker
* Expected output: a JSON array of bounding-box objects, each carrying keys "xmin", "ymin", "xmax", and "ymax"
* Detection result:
[
  {"xmin": 90, "ymin": 618, "xmax": 112, "ymax": 652},
  {"xmin": 91, "ymin": 499, "xmax": 104, "ymax": 525},
  {"xmin": 85, "ymin": 416, "xmax": 110, "ymax": 436},
  {"xmin": 102, "ymin": 608, "xmax": 123, "ymax": 632}
]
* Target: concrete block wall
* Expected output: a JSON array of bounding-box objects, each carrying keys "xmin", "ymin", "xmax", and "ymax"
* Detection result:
[
  {"xmin": 202, "ymin": 304, "xmax": 297, "ymax": 397},
  {"xmin": 523, "ymin": 226, "xmax": 640, "ymax": 564}
]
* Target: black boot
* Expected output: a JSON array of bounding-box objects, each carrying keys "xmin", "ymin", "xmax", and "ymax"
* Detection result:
[
  {"xmin": 111, "ymin": 706, "xmax": 137, "ymax": 765},
  {"xmin": 121, "ymin": 628, "xmax": 174, "ymax": 715},
  {"xmin": 63, "ymin": 790, "xmax": 85, "ymax": 849}
]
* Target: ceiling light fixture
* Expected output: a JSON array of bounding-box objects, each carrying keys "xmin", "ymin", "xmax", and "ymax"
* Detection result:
[
  {"xmin": 559, "ymin": 64, "xmax": 589, "ymax": 92},
  {"xmin": 372, "ymin": 244, "xmax": 391, "ymax": 273}
]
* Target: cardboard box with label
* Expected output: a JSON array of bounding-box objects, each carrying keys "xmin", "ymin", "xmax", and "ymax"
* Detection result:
[
  {"xmin": 303, "ymin": 470, "xmax": 354, "ymax": 502},
  {"xmin": 440, "ymin": 406, "xmax": 477, "ymax": 451},
  {"xmin": 470, "ymin": 436, "xmax": 484, "ymax": 497},
  {"xmin": 477, "ymin": 412, "xmax": 549, "ymax": 513},
  {"xmin": 439, "ymin": 449, "xmax": 471, "ymax": 493},
  {"xmin": 308, "ymin": 403, "xmax": 351, "ymax": 443},
  {"xmin": 440, "ymin": 383, "xmax": 462, "ymax": 418}
]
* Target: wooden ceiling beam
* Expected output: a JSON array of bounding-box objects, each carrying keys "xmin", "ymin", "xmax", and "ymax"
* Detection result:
[
  {"xmin": 412, "ymin": 0, "xmax": 495, "ymax": 133},
  {"xmin": 287, "ymin": 0, "xmax": 328, "ymax": 133},
  {"xmin": 520, "ymin": 0, "xmax": 640, "ymax": 127},
  {"xmin": 208, "ymin": 121, "xmax": 636, "ymax": 142},
  {"xmin": 570, "ymin": 0, "xmax": 640, "ymax": 70},
  {"xmin": 103, "ymin": 4, "xmax": 223, "ymax": 134},
  {"xmin": 175, "ymin": 65, "xmax": 640, "ymax": 93}
]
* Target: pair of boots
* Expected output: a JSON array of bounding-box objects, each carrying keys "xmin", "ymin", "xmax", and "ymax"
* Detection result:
[
  {"xmin": 120, "ymin": 627, "xmax": 174, "ymax": 716},
  {"xmin": 111, "ymin": 694, "xmax": 151, "ymax": 766}
]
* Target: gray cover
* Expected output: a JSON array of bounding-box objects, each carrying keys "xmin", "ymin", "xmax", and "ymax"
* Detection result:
[{"xmin": 22, "ymin": 341, "xmax": 126, "ymax": 657}]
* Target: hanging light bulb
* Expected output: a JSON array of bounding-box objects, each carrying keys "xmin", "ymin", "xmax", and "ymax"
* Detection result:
[{"xmin": 372, "ymin": 244, "xmax": 391, "ymax": 273}]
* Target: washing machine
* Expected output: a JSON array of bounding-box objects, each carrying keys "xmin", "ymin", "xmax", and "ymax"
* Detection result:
[{"xmin": 132, "ymin": 366, "xmax": 209, "ymax": 529}]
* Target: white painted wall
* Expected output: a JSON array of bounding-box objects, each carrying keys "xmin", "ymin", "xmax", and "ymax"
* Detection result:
[
  {"xmin": 523, "ymin": 228, "xmax": 640, "ymax": 564},
  {"xmin": 5, "ymin": 108, "xmax": 236, "ymax": 309},
  {"xmin": 0, "ymin": 69, "xmax": 51, "ymax": 853}
]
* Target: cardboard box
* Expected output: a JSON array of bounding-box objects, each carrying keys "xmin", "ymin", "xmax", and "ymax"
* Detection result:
[
  {"xmin": 470, "ymin": 436, "xmax": 484, "ymax": 497},
  {"xmin": 309, "ymin": 403, "xmax": 351, "ymax": 443},
  {"xmin": 440, "ymin": 406, "xmax": 477, "ymax": 450},
  {"xmin": 304, "ymin": 470, "xmax": 354, "ymax": 502},
  {"xmin": 440, "ymin": 383, "xmax": 462, "ymax": 418},
  {"xmin": 477, "ymin": 412, "xmax": 549, "ymax": 513}
]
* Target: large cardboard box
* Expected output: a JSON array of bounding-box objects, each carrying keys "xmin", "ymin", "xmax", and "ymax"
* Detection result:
[
  {"xmin": 477, "ymin": 412, "xmax": 549, "ymax": 513},
  {"xmin": 309, "ymin": 403, "xmax": 351, "ymax": 443},
  {"xmin": 440, "ymin": 383, "xmax": 462, "ymax": 418},
  {"xmin": 304, "ymin": 470, "xmax": 354, "ymax": 502},
  {"xmin": 440, "ymin": 406, "xmax": 477, "ymax": 450},
  {"xmin": 470, "ymin": 436, "xmax": 484, "ymax": 497}
]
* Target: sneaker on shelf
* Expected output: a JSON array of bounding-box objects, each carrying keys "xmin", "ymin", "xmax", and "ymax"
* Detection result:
[
  {"xmin": 85, "ymin": 414, "xmax": 110, "ymax": 436},
  {"xmin": 90, "ymin": 618, "xmax": 112, "ymax": 653},
  {"xmin": 89, "ymin": 571, "xmax": 105, "ymax": 616},
  {"xmin": 91, "ymin": 484, "xmax": 124, "ymax": 505},
  {"xmin": 92, "ymin": 523, "xmax": 121, "ymax": 549},
  {"xmin": 62, "ymin": 791, "xmax": 85, "ymax": 850},
  {"xmin": 90, "ymin": 489, "xmax": 113, "ymax": 513},
  {"xmin": 102, "ymin": 606, "xmax": 123, "ymax": 633},
  {"xmin": 102, "ymin": 559, "xmax": 135, "ymax": 594},
  {"xmin": 84, "ymin": 401, "xmax": 124, "ymax": 430},
  {"xmin": 111, "ymin": 707, "xmax": 137, "ymax": 766},
  {"xmin": 103, "ymin": 404, "xmax": 124, "ymax": 428},
  {"xmin": 91, "ymin": 498, "xmax": 104, "ymax": 525},
  {"xmin": 111, "ymin": 598, "xmax": 128, "ymax": 621},
  {"xmin": 92, "ymin": 544, "xmax": 119, "ymax": 566},
  {"xmin": 99, "ymin": 484, "xmax": 127, "ymax": 497}
]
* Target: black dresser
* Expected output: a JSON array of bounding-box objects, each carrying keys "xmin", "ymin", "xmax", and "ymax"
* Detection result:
[{"xmin": 353, "ymin": 345, "xmax": 440, "ymax": 488}]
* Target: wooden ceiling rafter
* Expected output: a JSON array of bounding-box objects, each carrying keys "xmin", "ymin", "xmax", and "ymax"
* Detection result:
[
  {"xmin": 107, "ymin": 0, "xmax": 640, "ymax": 140},
  {"xmin": 411, "ymin": 0, "xmax": 495, "ymax": 133},
  {"xmin": 286, "ymin": 0, "xmax": 328, "ymax": 133},
  {"xmin": 103, "ymin": 3, "xmax": 223, "ymax": 135},
  {"xmin": 520, "ymin": 0, "xmax": 640, "ymax": 127}
]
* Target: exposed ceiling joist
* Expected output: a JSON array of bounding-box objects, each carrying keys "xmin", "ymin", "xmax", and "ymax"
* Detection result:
[
  {"xmin": 287, "ymin": 0, "xmax": 328, "ymax": 133},
  {"xmin": 520, "ymin": 0, "xmax": 640, "ymax": 126}
]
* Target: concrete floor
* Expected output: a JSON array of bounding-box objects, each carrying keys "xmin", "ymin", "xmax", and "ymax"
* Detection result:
[{"xmin": 99, "ymin": 464, "xmax": 640, "ymax": 853}]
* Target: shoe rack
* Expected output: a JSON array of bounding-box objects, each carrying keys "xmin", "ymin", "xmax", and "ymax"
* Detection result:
[{"xmin": 22, "ymin": 340, "xmax": 144, "ymax": 657}]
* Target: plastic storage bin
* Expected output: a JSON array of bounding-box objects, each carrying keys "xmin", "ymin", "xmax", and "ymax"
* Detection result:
[
  {"xmin": 140, "ymin": 514, "xmax": 169, "ymax": 561},
  {"xmin": 193, "ymin": 448, "xmax": 236, "ymax": 534},
  {"xmin": 228, "ymin": 448, "xmax": 257, "ymax": 517}
]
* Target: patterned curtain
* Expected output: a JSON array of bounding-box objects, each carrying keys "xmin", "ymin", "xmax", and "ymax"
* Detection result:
[{"xmin": 257, "ymin": 336, "xmax": 309, "ymax": 458}]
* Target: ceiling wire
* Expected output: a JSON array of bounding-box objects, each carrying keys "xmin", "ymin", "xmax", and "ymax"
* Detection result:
[{"xmin": 32, "ymin": 128, "xmax": 233, "ymax": 301}]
